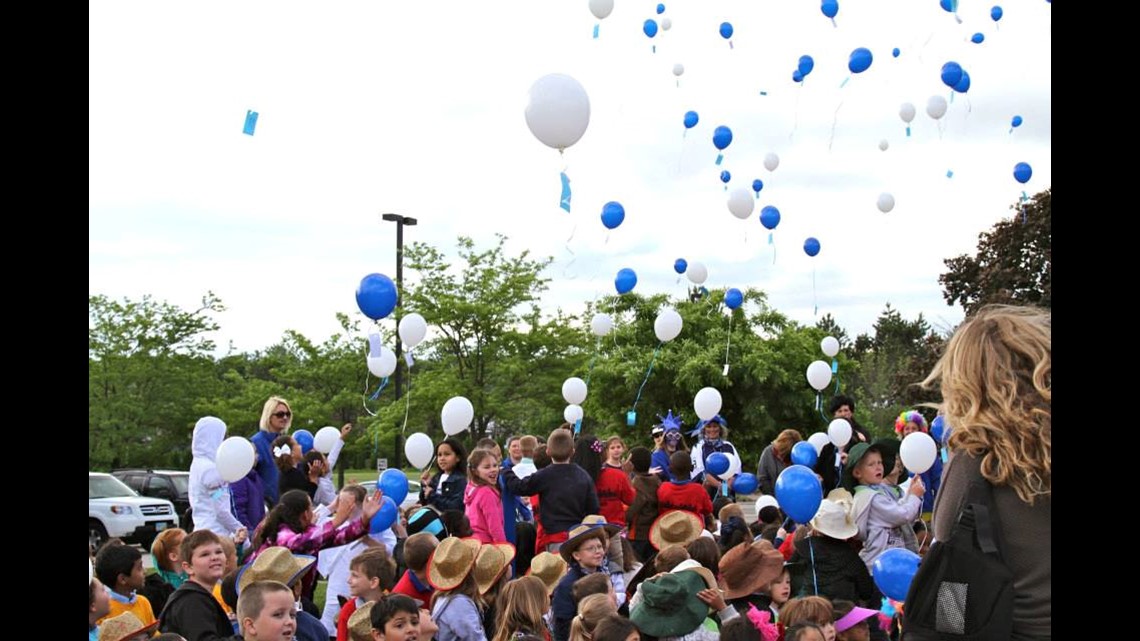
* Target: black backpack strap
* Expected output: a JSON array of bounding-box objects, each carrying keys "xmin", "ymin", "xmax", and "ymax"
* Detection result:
[{"xmin": 958, "ymin": 462, "xmax": 1005, "ymax": 558}]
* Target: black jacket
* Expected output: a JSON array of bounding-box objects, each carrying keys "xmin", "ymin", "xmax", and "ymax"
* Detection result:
[
  {"xmin": 420, "ymin": 471, "xmax": 468, "ymax": 513},
  {"xmin": 787, "ymin": 535, "xmax": 877, "ymax": 606},
  {"xmin": 159, "ymin": 580, "xmax": 240, "ymax": 641}
]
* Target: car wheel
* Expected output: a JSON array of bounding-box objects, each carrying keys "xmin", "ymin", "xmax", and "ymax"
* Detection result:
[{"xmin": 89, "ymin": 520, "xmax": 109, "ymax": 554}]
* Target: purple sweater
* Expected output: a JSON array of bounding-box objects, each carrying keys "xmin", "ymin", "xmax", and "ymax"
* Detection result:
[{"xmin": 229, "ymin": 468, "xmax": 265, "ymax": 531}]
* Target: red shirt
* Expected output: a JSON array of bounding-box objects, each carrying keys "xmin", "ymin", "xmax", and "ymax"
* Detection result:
[
  {"xmin": 656, "ymin": 480, "xmax": 713, "ymax": 523},
  {"xmin": 596, "ymin": 466, "xmax": 635, "ymax": 527},
  {"xmin": 391, "ymin": 570, "xmax": 434, "ymax": 606},
  {"xmin": 336, "ymin": 598, "xmax": 360, "ymax": 641}
]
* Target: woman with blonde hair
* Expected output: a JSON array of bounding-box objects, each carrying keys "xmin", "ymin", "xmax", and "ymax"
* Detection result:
[
  {"xmin": 921, "ymin": 305, "xmax": 1050, "ymax": 640},
  {"xmin": 252, "ymin": 395, "xmax": 294, "ymax": 505},
  {"xmin": 756, "ymin": 429, "xmax": 803, "ymax": 496},
  {"xmin": 569, "ymin": 593, "xmax": 617, "ymax": 641},
  {"xmin": 492, "ymin": 576, "xmax": 552, "ymax": 641}
]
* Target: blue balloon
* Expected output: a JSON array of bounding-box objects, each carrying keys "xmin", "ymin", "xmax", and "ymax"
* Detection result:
[
  {"xmin": 940, "ymin": 62, "xmax": 963, "ymax": 88},
  {"xmin": 991, "ymin": 5, "xmax": 1003, "ymax": 21},
  {"xmin": 792, "ymin": 69, "xmax": 804, "ymax": 83},
  {"xmin": 760, "ymin": 205, "xmax": 780, "ymax": 230},
  {"xmin": 930, "ymin": 415, "xmax": 946, "ymax": 444},
  {"xmin": 724, "ymin": 288, "xmax": 743, "ymax": 309},
  {"xmin": 790, "ymin": 441, "xmax": 819, "ymax": 468},
  {"xmin": 615, "ymin": 268, "xmax": 638, "ymax": 294},
  {"xmin": 971, "ymin": 32, "xmax": 985, "ymax": 44},
  {"xmin": 821, "ymin": 0, "xmax": 839, "ymax": 19},
  {"xmin": 712, "ymin": 126, "xmax": 733, "ymax": 151},
  {"xmin": 706, "ymin": 452, "xmax": 730, "ymax": 476},
  {"xmin": 719, "ymin": 22, "xmax": 733, "ymax": 39},
  {"xmin": 873, "ymin": 548, "xmax": 922, "ymax": 601},
  {"xmin": 752, "ymin": 179, "xmax": 764, "ymax": 195},
  {"xmin": 683, "ymin": 110, "xmax": 699, "ymax": 129},
  {"xmin": 293, "ymin": 430, "xmax": 314, "ymax": 454},
  {"xmin": 940, "ymin": 0, "xmax": 959, "ymax": 13},
  {"xmin": 733, "ymin": 473, "xmax": 759, "ymax": 495},
  {"xmin": 379, "ymin": 468, "xmax": 410, "ymax": 506},
  {"xmin": 369, "ymin": 496, "xmax": 399, "ymax": 534},
  {"xmin": 798, "ymin": 55, "xmax": 815, "ymax": 76},
  {"xmin": 355, "ymin": 273, "xmax": 398, "ymax": 321},
  {"xmin": 953, "ymin": 70, "xmax": 971, "ymax": 93},
  {"xmin": 804, "ymin": 237, "xmax": 821, "ymax": 257},
  {"xmin": 892, "ymin": 47, "xmax": 900, "ymax": 58},
  {"xmin": 673, "ymin": 258, "xmax": 688, "ymax": 274},
  {"xmin": 774, "ymin": 465, "xmax": 823, "ymax": 523},
  {"xmin": 720, "ymin": 170, "xmax": 732, "ymax": 184},
  {"xmin": 1011, "ymin": 115, "xmax": 1023, "ymax": 128},
  {"xmin": 601, "ymin": 201, "xmax": 625, "ymax": 230},
  {"xmin": 1013, "ymin": 162, "xmax": 1032, "ymax": 184},
  {"xmin": 643, "ymin": 19, "xmax": 658, "ymax": 38},
  {"xmin": 848, "ymin": 48, "xmax": 873, "ymax": 74},
  {"xmin": 657, "ymin": 3, "xmax": 665, "ymax": 14}
]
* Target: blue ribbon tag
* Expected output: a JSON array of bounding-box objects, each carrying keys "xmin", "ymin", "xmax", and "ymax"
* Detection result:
[
  {"xmin": 941, "ymin": 447, "xmax": 949, "ymax": 464},
  {"xmin": 593, "ymin": 24, "xmax": 599, "ymax": 39},
  {"xmin": 715, "ymin": 153, "xmax": 724, "ymax": 165},
  {"xmin": 905, "ymin": 126, "xmax": 911, "ymax": 137},
  {"xmin": 652, "ymin": 45, "xmax": 656, "ymax": 54},
  {"xmin": 831, "ymin": 359, "xmax": 838, "ymax": 374},
  {"xmin": 242, "ymin": 110, "xmax": 259, "ymax": 136},
  {"xmin": 574, "ymin": 418, "xmax": 583, "ymax": 435},
  {"xmin": 946, "ymin": 169, "xmax": 954, "ymax": 178},
  {"xmin": 559, "ymin": 172, "xmax": 571, "ymax": 212},
  {"xmin": 626, "ymin": 410, "xmax": 637, "ymax": 426},
  {"xmin": 759, "ymin": 90, "xmax": 768, "ymax": 96}
]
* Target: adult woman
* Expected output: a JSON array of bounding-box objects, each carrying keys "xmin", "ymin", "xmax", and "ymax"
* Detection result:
[
  {"xmin": 755, "ymin": 429, "xmax": 803, "ymax": 496},
  {"xmin": 689, "ymin": 416, "xmax": 739, "ymax": 499},
  {"xmin": 251, "ymin": 396, "xmax": 293, "ymax": 506},
  {"xmin": 922, "ymin": 305, "xmax": 1050, "ymax": 640},
  {"xmin": 650, "ymin": 411, "xmax": 687, "ymax": 482}
]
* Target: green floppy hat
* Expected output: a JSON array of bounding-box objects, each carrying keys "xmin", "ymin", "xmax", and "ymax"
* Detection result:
[
  {"xmin": 630, "ymin": 570, "xmax": 710, "ymax": 637},
  {"xmin": 842, "ymin": 440, "xmax": 897, "ymax": 491}
]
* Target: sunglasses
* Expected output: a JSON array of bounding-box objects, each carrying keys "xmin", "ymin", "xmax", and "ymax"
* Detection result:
[{"xmin": 273, "ymin": 411, "xmax": 292, "ymax": 419}]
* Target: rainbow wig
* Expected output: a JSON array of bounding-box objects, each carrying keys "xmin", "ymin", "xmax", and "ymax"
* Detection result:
[{"xmin": 894, "ymin": 410, "xmax": 928, "ymax": 435}]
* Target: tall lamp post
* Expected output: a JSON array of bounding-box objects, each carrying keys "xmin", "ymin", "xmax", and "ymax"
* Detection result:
[{"xmin": 382, "ymin": 213, "xmax": 417, "ymax": 470}]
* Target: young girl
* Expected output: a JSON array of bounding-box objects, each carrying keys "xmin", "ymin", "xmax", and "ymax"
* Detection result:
[
  {"xmin": 569, "ymin": 594, "xmax": 617, "ymax": 641},
  {"xmin": 465, "ymin": 450, "xmax": 507, "ymax": 544},
  {"xmin": 151, "ymin": 528, "xmax": 188, "ymax": 588},
  {"xmin": 420, "ymin": 438, "xmax": 469, "ymax": 513},
  {"xmin": 274, "ymin": 435, "xmax": 316, "ymax": 499},
  {"xmin": 491, "ymin": 575, "xmax": 550, "ymax": 641},
  {"xmin": 767, "ymin": 567, "xmax": 792, "ymax": 621},
  {"xmin": 843, "ymin": 443, "xmax": 924, "ymax": 573},
  {"xmin": 596, "ymin": 436, "xmax": 635, "ymax": 529},
  {"xmin": 830, "ymin": 600, "xmax": 877, "ymax": 641},
  {"xmin": 428, "ymin": 537, "xmax": 487, "ymax": 641},
  {"xmin": 779, "ymin": 597, "xmax": 836, "ymax": 641}
]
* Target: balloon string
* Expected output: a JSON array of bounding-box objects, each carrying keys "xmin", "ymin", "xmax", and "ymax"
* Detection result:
[
  {"xmin": 809, "ymin": 538, "xmax": 819, "ymax": 595},
  {"xmin": 400, "ymin": 367, "xmax": 412, "ymax": 434},
  {"xmin": 818, "ymin": 395, "xmax": 830, "ymax": 424},
  {"xmin": 813, "ymin": 266, "xmax": 818, "ymax": 316},
  {"xmin": 361, "ymin": 373, "xmax": 385, "ymax": 417},
  {"xmin": 724, "ymin": 315, "xmax": 733, "ymax": 370},
  {"xmin": 584, "ymin": 336, "xmax": 601, "ymax": 387},
  {"xmin": 631, "ymin": 343, "xmax": 663, "ymax": 412},
  {"xmin": 828, "ymin": 99, "xmax": 845, "ymax": 152}
]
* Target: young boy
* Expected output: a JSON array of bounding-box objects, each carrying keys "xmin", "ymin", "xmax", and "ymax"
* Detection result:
[
  {"xmin": 236, "ymin": 580, "xmax": 296, "ymax": 641},
  {"xmin": 502, "ymin": 426, "xmax": 600, "ymax": 553},
  {"xmin": 656, "ymin": 451, "xmax": 713, "ymax": 526},
  {"xmin": 95, "ymin": 540, "xmax": 157, "ymax": 626},
  {"xmin": 236, "ymin": 546, "xmax": 326, "ymax": 641},
  {"xmin": 391, "ymin": 532, "xmax": 437, "ymax": 605},
  {"xmin": 625, "ymin": 446, "xmax": 661, "ymax": 563},
  {"xmin": 158, "ymin": 529, "xmax": 238, "ymax": 640},
  {"xmin": 90, "ymin": 576, "xmax": 112, "ymax": 640},
  {"xmin": 319, "ymin": 484, "xmax": 395, "ymax": 636},
  {"xmin": 369, "ymin": 594, "xmax": 425, "ymax": 641},
  {"xmin": 845, "ymin": 441, "xmax": 924, "ymax": 572},
  {"xmin": 337, "ymin": 547, "xmax": 398, "ymax": 641}
]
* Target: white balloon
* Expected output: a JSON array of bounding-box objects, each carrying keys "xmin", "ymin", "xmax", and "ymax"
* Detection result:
[
  {"xmin": 808, "ymin": 432, "xmax": 831, "ymax": 455},
  {"xmin": 404, "ymin": 432, "xmax": 435, "ymax": 469},
  {"xmin": 693, "ymin": 387, "xmax": 723, "ymax": 421},
  {"xmin": 926, "ymin": 95, "xmax": 948, "ymax": 120},
  {"xmin": 673, "ymin": 63, "xmax": 684, "ymax": 77},
  {"xmin": 313, "ymin": 426, "xmax": 341, "ymax": 454},
  {"xmin": 901, "ymin": 432, "xmax": 938, "ymax": 474},
  {"xmin": 661, "ymin": 17, "xmax": 672, "ymax": 30},
  {"xmin": 727, "ymin": 188, "xmax": 755, "ymax": 220},
  {"xmin": 686, "ymin": 261, "xmax": 708, "ymax": 285},
  {"xmin": 878, "ymin": 139, "xmax": 889, "ymax": 151},
  {"xmin": 806, "ymin": 360, "xmax": 832, "ymax": 391},
  {"xmin": 590, "ymin": 313, "xmax": 613, "ymax": 337},
  {"xmin": 398, "ymin": 313, "xmax": 428, "ymax": 349},
  {"xmin": 588, "ymin": 0, "xmax": 613, "ymax": 20},
  {"xmin": 564, "ymin": 404, "xmax": 584, "ymax": 423},
  {"xmin": 216, "ymin": 437, "xmax": 256, "ymax": 483},
  {"xmin": 755, "ymin": 494, "xmax": 779, "ymax": 513},
  {"xmin": 877, "ymin": 193, "xmax": 895, "ymax": 213},
  {"xmin": 654, "ymin": 308, "xmax": 683, "ymax": 342},
  {"xmin": 899, "ymin": 102, "xmax": 916, "ymax": 123},
  {"xmin": 367, "ymin": 347, "xmax": 397, "ymax": 378},
  {"xmin": 525, "ymin": 74, "xmax": 591, "ymax": 151},
  {"xmin": 828, "ymin": 419, "xmax": 853, "ymax": 448},
  {"xmin": 722, "ymin": 452, "xmax": 742, "ymax": 480},
  {"xmin": 763, "ymin": 152, "xmax": 780, "ymax": 172},
  {"xmin": 441, "ymin": 396, "xmax": 474, "ymax": 435},
  {"xmin": 820, "ymin": 336, "xmax": 840, "ymax": 358},
  {"xmin": 562, "ymin": 377, "xmax": 588, "ymax": 405}
]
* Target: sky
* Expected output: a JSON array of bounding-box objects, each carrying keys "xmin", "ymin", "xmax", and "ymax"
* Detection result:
[{"xmin": 89, "ymin": 1, "xmax": 1051, "ymax": 355}]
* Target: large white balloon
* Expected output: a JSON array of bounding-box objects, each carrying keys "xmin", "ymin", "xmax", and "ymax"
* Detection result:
[
  {"xmin": 899, "ymin": 102, "xmax": 916, "ymax": 124},
  {"xmin": 877, "ymin": 193, "xmax": 896, "ymax": 213},
  {"xmin": 525, "ymin": 74, "xmax": 591, "ymax": 151},
  {"xmin": 564, "ymin": 404, "xmax": 584, "ymax": 423},
  {"xmin": 901, "ymin": 432, "xmax": 938, "ymax": 474},
  {"xmin": 562, "ymin": 377, "xmax": 588, "ymax": 405},
  {"xmin": 878, "ymin": 139, "xmax": 889, "ymax": 151},
  {"xmin": 588, "ymin": 0, "xmax": 613, "ymax": 20},
  {"xmin": 764, "ymin": 152, "xmax": 780, "ymax": 172},
  {"xmin": 661, "ymin": 17, "xmax": 672, "ymax": 30},
  {"xmin": 404, "ymin": 432, "xmax": 435, "ymax": 469},
  {"xmin": 441, "ymin": 396, "xmax": 474, "ymax": 435},
  {"xmin": 313, "ymin": 426, "xmax": 341, "ymax": 454},
  {"xmin": 693, "ymin": 387, "xmax": 723, "ymax": 421},
  {"xmin": 926, "ymin": 95, "xmax": 948, "ymax": 120},
  {"xmin": 821, "ymin": 336, "xmax": 840, "ymax": 358},
  {"xmin": 686, "ymin": 261, "xmax": 708, "ymax": 285},
  {"xmin": 398, "ymin": 313, "xmax": 428, "ymax": 349},
  {"xmin": 727, "ymin": 188, "xmax": 755, "ymax": 220},
  {"xmin": 673, "ymin": 63, "xmax": 684, "ymax": 77},
  {"xmin": 808, "ymin": 432, "xmax": 831, "ymax": 455},
  {"xmin": 367, "ymin": 347, "xmax": 397, "ymax": 378},
  {"xmin": 654, "ymin": 308, "xmax": 683, "ymax": 342},
  {"xmin": 216, "ymin": 437, "xmax": 256, "ymax": 483},
  {"xmin": 590, "ymin": 313, "xmax": 613, "ymax": 337},
  {"xmin": 828, "ymin": 419, "xmax": 853, "ymax": 448},
  {"xmin": 722, "ymin": 452, "xmax": 743, "ymax": 480},
  {"xmin": 806, "ymin": 360, "xmax": 832, "ymax": 391}
]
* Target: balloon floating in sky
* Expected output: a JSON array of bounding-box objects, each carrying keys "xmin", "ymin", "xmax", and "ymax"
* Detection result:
[
  {"xmin": 792, "ymin": 70, "xmax": 804, "ymax": 83},
  {"xmin": 991, "ymin": 5, "xmax": 1003, "ymax": 21},
  {"xmin": 899, "ymin": 103, "xmax": 916, "ymax": 123},
  {"xmin": 752, "ymin": 179, "xmax": 764, "ymax": 196},
  {"xmin": 643, "ymin": 19, "xmax": 658, "ymax": 38},
  {"xmin": 764, "ymin": 153, "xmax": 780, "ymax": 172},
  {"xmin": 926, "ymin": 95, "xmax": 948, "ymax": 120},
  {"xmin": 661, "ymin": 17, "xmax": 672, "ymax": 30},
  {"xmin": 804, "ymin": 237, "xmax": 821, "ymax": 257},
  {"xmin": 1013, "ymin": 162, "xmax": 1033, "ymax": 184},
  {"xmin": 940, "ymin": 62, "xmax": 963, "ymax": 88},
  {"xmin": 588, "ymin": 0, "xmax": 614, "ymax": 20},
  {"xmin": 760, "ymin": 206, "xmax": 781, "ymax": 230},
  {"xmin": 713, "ymin": 126, "xmax": 733, "ymax": 150},
  {"xmin": 821, "ymin": 0, "xmax": 839, "ymax": 19},
  {"xmin": 525, "ymin": 74, "xmax": 591, "ymax": 151},
  {"xmin": 971, "ymin": 33, "xmax": 985, "ymax": 44},
  {"xmin": 1011, "ymin": 115, "xmax": 1023, "ymax": 128},
  {"xmin": 892, "ymin": 47, "xmax": 900, "ymax": 58},
  {"xmin": 724, "ymin": 288, "xmax": 744, "ymax": 310},
  {"xmin": 798, "ymin": 55, "xmax": 815, "ymax": 77},
  {"xmin": 687, "ymin": 262, "xmax": 708, "ymax": 285},
  {"xmin": 684, "ymin": 110, "xmax": 699, "ymax": 129},
  {"xmin": 356, "ymin": 273, "xmax": 398, "ymax": 321},
  {"xmin": 940, "ymin": 0, "xmax": 959, "ymax": 13},
  {"xmin": 656, "ymin": 3, "xmax": 665, "ymax": 14},
  {"xmin": 720, "ymin": 170, "xmax": 732, "ymax": 185},
  {"xmin": 674, "ymin": 258, "xmax": 688, "ymax": 274},
  {"xmin": 615, "ymin": 268, "xmax": 638, "ymax": 294},
  {"xmin": 673, "ymin": 64, "xmax": 684, "ymax": 77},
  {"xmin": 953, "ymin": 71, "xmax": 971, "ymax": 93},
  {"xmin": 848, "ymin": 48, "xmax": 873, "ymax": 74},
  {"xmin": 877, "ymin": 193, "xmax": 895, "ymax": 213},
  {"xmin": 879, "ymin": 139, "xmax": 889, "ymax": 151},
  {"xmin": 719, "ymin": 22, "xmax": 733, "ymax": 39},
  {"xmin": 727, "ymin": 188, "xmax": 754, "ymax": 220},
  {"xmin": 600, "ymin": 201, "xmax": 625, "ymax": 230}
]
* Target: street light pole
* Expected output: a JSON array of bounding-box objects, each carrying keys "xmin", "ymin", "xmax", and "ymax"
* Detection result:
[{"xmin": 382, "ymin": 213, "xmax": 417, "ymax": 470}]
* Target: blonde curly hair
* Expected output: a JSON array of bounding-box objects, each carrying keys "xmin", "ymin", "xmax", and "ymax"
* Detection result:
[{"xmin": 922, "ymin": 305, "xmax": 1050, "ymax": 504}]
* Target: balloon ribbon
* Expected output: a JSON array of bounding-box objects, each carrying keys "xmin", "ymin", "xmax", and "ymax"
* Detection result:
[
  {"xmin": 724, "ymin": 315, "xmax": 733, "ymax": 374},
  {"xmin": 370, "ymin": 377, "xmax": 390, "ymax": 401},
  {"xmin": 715, "ymin": 153, "xmax": 724, "ymax": 165},
  {"xmin": 631, "ymin": 343, "xmax": 663, "ymax": 413},
  {"xmin": 559, "ymin": 171, "xmax": 572, "ymax": 212},
  {"xmin": 593, "ymin": 24, "xmax": 599, "ymax": 39}
]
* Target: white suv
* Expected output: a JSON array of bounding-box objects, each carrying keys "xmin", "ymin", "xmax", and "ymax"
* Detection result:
[{"xmin": 89, "ymin": 472, "xmax": 178, "ymax": 553}]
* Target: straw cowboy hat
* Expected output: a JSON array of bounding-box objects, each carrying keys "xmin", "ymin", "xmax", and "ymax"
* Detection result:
[
  {"xmin": 473, "ymin": 542, "xmax": 516, "ymax": 595},
  {"xmin": 718, "ymin": 539, "xmax": 785, "ymax": 600},
  {"xmin": 810, "ymin": 489, "xmax": 859, "ymax": 540},
  {"xmin": 559, "ymin": 515, "xmax": 623, "ymax": 563},
  {"xmin": 649, "ymin": 510, "xmax": 704, "ymax": 551},
  {"xmin": 98, "ymin": 612, "xmax": 160, "ymax": 641},
  {"xmin": 237, "ymin": 546, "xmax": 317, "ymax": 594},
  {"xmin": 427, "ymin": 536, "xmax": 481, "ymax": 591},
  {"xmin": 527, "ymin": 551, "xmax": 568, "ymax": 595},
  {"xmin": 347, "ymin": 600, "xmax": 376, "ymax": 641}
]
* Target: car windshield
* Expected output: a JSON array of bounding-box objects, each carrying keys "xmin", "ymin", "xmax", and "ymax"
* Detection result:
[
  {"xmin": 169, "ymin": 475, "xmax": 189, "ymax": 494},
  {"xmin": 90, "ymin": 475, "xmax": 137, "ymax": 499}
]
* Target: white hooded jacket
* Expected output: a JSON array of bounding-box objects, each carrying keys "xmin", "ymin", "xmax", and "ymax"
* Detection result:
[{"xmin": 189, "ymin": 416, "xmax": 244, "ymax": 537}]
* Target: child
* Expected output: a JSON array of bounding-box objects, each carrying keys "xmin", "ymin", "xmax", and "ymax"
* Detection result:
[
  {"xmin": 420, "ymin": 438, "xmax": 469, "ymax": 513},
  {"xmin": 787, "ymin": 490, "xmax": 875, "ymax": 606},
  {"xmin": 569, "ymin": 593, "xmax": 617, "ymax": 641},
  {"xmin": 230, "ymin": 461, "xmax": 266, "ymax": 533},
  {"xmin": 95, "ymin": 541, "xmax": 156, "ymax": 626},
  {"xmin": 685, "ymin": 536, "xmax": 721, "ymax": 578},
  {"xmin": 96, "ymin": 612, "xmax": 159, "ymax": 641},
  {"xmin": 571, "ymin": 573, "xmax": 613, "ymax": 609},
  {"xmin": 312, "ymin": 423, "xmax": 352, "ymax": 507},
  {"xmin": 718, "ymin": 502, "xmax": 753, "ymax": 554},
  {"xmin": 596, "ymin": 436, "xmax": 635, "ymax": 529},
  {"xmin": 831, "ymin": 600, "xmax": 878, "ymax": 641},
  {"xmin": 319, "ymin": 484, "xmax": 395, "ymax": 636},
  {"xmin": 158, "ymin": 529, "xmax": 238, "ymax": 640},
  {"xmin": 273, "ymin": 435, "xmax": 315, "ymax": 499},
  {"xmin": 473, "ymin": 542, "xmax": 517, "ymax": 633},
  {"xmin": 766, "ymin": 566, "xmax": 792, "ymax": 621},
  {"xmin": 628, "ymin": 560, "xmax": 737, "ymax": 640},
  {"xmin": 338, "ymin": 547, "xmax": 399, "ymax": 641},
  {"xmin": 549, "ymin": 516, "xmax": 624, "ymax": 641},
  {"xmin": 624, "ymin": 446, "xmax": 660, "ymax": 564},
  {"xmin": 591, "ymin": 614, "xmax": 639, "ymax": 641},
  {"xmin": 91, "ymin": 576, "xmax": 112, "ymax": 639},
  {"xmin": 491, "ymin": 575, "xmax": 551, "ymax": 641},
  {"xmin": 844, "ymin": 442, "xmax": 924, "ymax": 572},
  {"xmin": 212, "ymin": 536, "xmax": 241, "ymax": 622},
  {"xmin": 718, "ymin": 539, "xmax": 785, "ymax": 617},
  {"xmin": 427, "ymin": 536, "xmax": 486, "ymax": 641},
  {"xmin": 779, "ymin": 597, "xmax": 836, "ymax": 641},
  {"xmin": 502, "ymin": 427, "xmax": 600, "ymax": 554},
  {"xmin": 142, "ymin": 528, "xmax": 187, "ymax": 616},
  {"xmin": 513, "ymin": 435, "xmax": 539, "ymax": 479},
  {"xmin": 656, "ymin": 452, "xmax": 713, "ymax": 526},
  {"xmin": 235, "ymin": 580, "xmax": 296, "ymax": 641},
  {"xmin": 236, "ymin": 546, "xmax": 327, "ymax": 641},
  {"xmin": 190, "ymin": 416, "xmax": 247, "ymax": 540},
  {"xmin": 392, "ymin": 532, "xmax": 439, "ymax": 605},
  {"xmin": 465, "ymin": 449, "xmax": 507, "ymax": 543},
  {"xmin": 369, "ymin": 595, "xmax": 427, "ymax": 641}
]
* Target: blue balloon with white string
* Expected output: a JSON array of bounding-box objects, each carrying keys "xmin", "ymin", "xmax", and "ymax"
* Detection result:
[
  {"xmin": 991, "ymin": 5, "xmax": 1003, "ymax": 21},
  {"xmin": 294, "ymin": 430, "xmax": 315, "ymax": 454},
  {"xmin": 615, "ymin": 268, "xmax": 638, "ymax": 294},
  {"xmin": 954, "ymin": 70, "xmax": 971, "ymax": 93},
  {"xmin": 798, "ymin": 55, "xmax": 815, "ymax": 77},
  {"xmin": 1013, "ymin": 162, "xmax": 1033, "ymax": 184},
  {"xmin": 940, "ymin": 0, "xmax": 959, "ymax": 13},
  {"xmin": 713, "ymin": 126, "xmax": 733, "ymax": 150},
  {"xmin": 355, "ymin": 273, "xmax": 398, "ymax": 320},
  {"xmin": 941, "ymin": 62, "xmax": 963, "ymax": 88},
  {"xmin": 724, "ymin": 288, "xmax": 743, "ymax": 309},
  {"xmin": 684, "ymin": 110, "xmax": 699, "ymax": 129},
  {"xmin": 873, "ymin": 548, "xmax": 922, "ymax": 601},
  {"xmin": 379, "ymin": 468, "xmax": 409, "ymax": 506},
  {"xmin": 971, "ymin": 33, "xmax": 985, "ymax": 44},
  {"xmin": 775, "ymin": 465, "xmax": 823, "ymax": 523},
  {"xmin": 804, "ymin": 237, "xmax": 821, "ymax": 257},
  {"xmin": 1011, "ymin": 115, "xmax": 1023, "ymax": 128},
  {"xmin": 601, "ymin": 201, "xmax": 625, "ymax": 230},
  {"xmin": 720, "ymin": 170, "xmax": 731, "ymax": 184},
  {"xmin": 643, "ymin": 19, "xmax": 658, "ymax": 38},
  {"xmin": 792, "ymin": 69, "xmax": 804, "ymax": 83},
  {"xmin": 760, "ymin": 206, "xmax": 780, "ymax": 230},
  {"xmin": 657, "ymin": 3, "xmax": 665, "ymax": 14},
  {"xmin": 674, "ymin": 258, "xmax": 688, "ymax": 274},
  {"xmin": 848, "ymin": 48, "xmax": 872, "ymax": 74},
  {"xmin": 719, "ymin": 22, "xmax": 733, "ymax": 39},
  {"xmin": 821, "ymin": 0, "xmax": 839, "ymax": 19},
  {"xmin": 752, "ymin": 179, "xmax": 764, "ymax": 195},
  {"xmin": 369, "ymin": 496, "xmax": 399, "ymax": 534},
  {"xmin": 892, "ymin": 47, "xmax": 900, "ymax": 58}
]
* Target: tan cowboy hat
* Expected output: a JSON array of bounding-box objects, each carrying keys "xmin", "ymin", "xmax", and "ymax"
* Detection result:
[
  {"xmin": 347, "ymin": 600, "xmax": 376, "ymax": 641},
  {"xmin": 718, "ymin": 539, "xmax": 785, "ymax": 600},
  {"xmin": 237, "ymin": 546, "xmax": 317, "ymax": 594},
  {"xmin": 669, "ymin": 558, "xmax": 717, "ymax": 591},
  {"xmin": 98, "ymin": 612, "xmax": 160, "ymax": 641},
  {"xmin": 810, "ymin": 489, "xmax": 858, "ymax": 540},
  {"xmin": 527, "ymin": 551, "xmax": 568, "ymax": 595},
  {"xmin": 559, "ymin": 515, "xmax": 623, "ymax": 563},
  {"xmin": 427, "ymin": 536, "xmax": 481, "ymax": 591},
  {"xmin": 649, "ymin": 510, "xmax": 704, "ymax": 551},
  {"xmin": 473, "ymin": 542, "xmax": 516, "ymax": 595}
]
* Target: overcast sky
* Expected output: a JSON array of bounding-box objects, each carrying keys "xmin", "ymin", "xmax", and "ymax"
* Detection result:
[{"xmin": 90, "ymin": 1, "xmax": 1051, "ymax": 354}]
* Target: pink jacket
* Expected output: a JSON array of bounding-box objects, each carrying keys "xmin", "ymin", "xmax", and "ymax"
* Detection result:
[{"xmin": 464, "ymin": 482, "xmax": 507, "ymax": 543}]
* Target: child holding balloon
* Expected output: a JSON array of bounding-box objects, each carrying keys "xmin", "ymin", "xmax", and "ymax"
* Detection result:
[
  {"xmin": 894, "ymin": 410, "xmax": 941, "ymax": 522},
  {"xmin": 273, "ymin": 434, "xmax": 316, "ymax": 499},
  {"xmin": 844, "ymin": 443, "xmax": 924, "ymax": 573}
]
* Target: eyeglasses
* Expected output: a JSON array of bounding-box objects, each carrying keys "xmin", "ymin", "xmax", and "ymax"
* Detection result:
[
  {"xmin": 577, "ymin": 543, "xmax": 605, "ymax": 554},
  {"xmin": 273, "ymin": 411, "xmax": 292, "ymax": 419}
]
